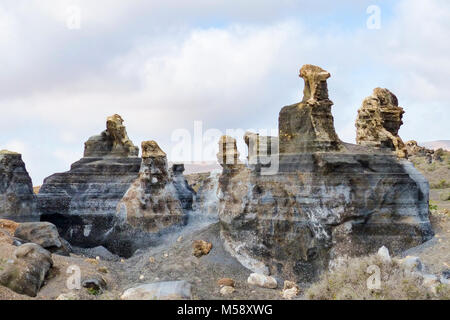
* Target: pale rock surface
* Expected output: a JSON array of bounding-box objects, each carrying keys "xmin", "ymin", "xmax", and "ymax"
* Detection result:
[
  {"xmin": 247, "ymin": 273, "xmax": 278, "ymax": 289},
  {"xmin": 120, "ymin": 280, "xmax": 192, "ymax": 300},
  {"xmin": 377, "ymin": 246, "xmax": 391, "ymax": 263}
]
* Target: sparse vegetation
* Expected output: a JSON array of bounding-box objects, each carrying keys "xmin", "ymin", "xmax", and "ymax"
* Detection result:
[
  {"xmin": 305, "ymin": 254, "xmax": 450, "ymax": 300},
  {"xmin": 430, "ymin": 180, "xmax": 450, "ymax": 189},
  {"xmin": 86, "ymin": 287, "xmax": 101, "ymax": 296}
]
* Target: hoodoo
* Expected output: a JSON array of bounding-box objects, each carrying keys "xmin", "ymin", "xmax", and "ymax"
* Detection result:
[
  {"xmin": 37, "ymin": 115, "xmax": 141, "ymax": 247},
  {"xmin": 217, "ymin": 64, "xmax": 433, "ymax": 283}
]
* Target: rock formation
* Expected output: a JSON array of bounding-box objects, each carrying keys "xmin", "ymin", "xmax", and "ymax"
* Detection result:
[
  {"xmin": 0, "ymin": 243, "xmax": 53, "ymax": 297},
  {"xmin": 37, "ymin": 115, "xmax": 141, "ymax": 247},
  {"xmin": 406, "ymin": 140, "xmax": 435, "ymax": 163},
  {"xmin": 170, "ymin": 164, "xmax": 194, "ymax": 211},
  {"xmin": 217, "ymin": 64, "xmax": 433, "ymax": 283},
  {"xmin": 0, "ymin": 150, "xmax": 36, "ymax": 220},
  {"xmin": 356, "ymin": 88, "xmax": 408, "ymax": 158},
  {"xmin": 279, "ymin": 64, "xmax": 342, "ymax": 154},
  {"xmin": 116, "ymin": 141, "xmax": 187, "ymax": 233}
]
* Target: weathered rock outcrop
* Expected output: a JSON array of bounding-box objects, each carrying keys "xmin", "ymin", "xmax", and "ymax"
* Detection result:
[
  {"xmin": 406, "ymin": 140, "xmax": 435, "ymax": 164},
  {"xmin": 116, "ymin": 141, "xmax": 187, "ymax": 233},
  {"xmin": 37, "ymin": 115, "xmax": 141, "ymax": 247},
  {"xmin": 0, "ymin": 243, "xmax": 53, "ymax": 297},
  {"xmin": 0, "ymin": 150, "xmax": 36, "ymax": 220},
  {"xmin": 170, "ymin": 164, "xmax": 194, "ymax": 211},
  {"xmin": 356, "ymin": 88, "xmax": 408, "ymax": 158},
  {"xmin": 218, "ymin": 65, "xmax": 433, "ymax": 283},
  {"xmin": 279, "ymin": 65, "xmax": 342, "ymax": 154}
]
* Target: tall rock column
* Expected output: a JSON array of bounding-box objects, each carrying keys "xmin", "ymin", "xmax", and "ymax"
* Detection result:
[
  {"xmin": 279, "ymin": 64, "xmax": 342, "ymax": 154},
  {"xmin": 356, "ymin": 88, "xmax": 408, "ymax": 158},
  {"xmin": 116, "ymin": 141, "xmax": 186, "ymax": 233},
  {"xmin": 0, "ymin": 150, "xmax": 36, "ymax": 220}
]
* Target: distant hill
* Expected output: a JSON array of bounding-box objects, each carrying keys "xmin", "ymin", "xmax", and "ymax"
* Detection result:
[
  {"xmin": 420, "ymin": 140, "xmax": 450, "ymax": 151},
  {"xmin": 169, "ymin": 161, "xmax": 221, "ymax": 175}
]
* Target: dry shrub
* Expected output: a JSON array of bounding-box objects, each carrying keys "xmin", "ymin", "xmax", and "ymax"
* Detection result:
[{"xmin": 305, "ymin": 254, "xmax": 450, "ymax": 300}]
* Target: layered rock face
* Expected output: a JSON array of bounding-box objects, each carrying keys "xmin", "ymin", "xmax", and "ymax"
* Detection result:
[
  {"xmin": 218, "ymin": 65, "xmax": 433, "ymax": 283},
  {"xmin": 116, "ymin": 141, "xmax": 186, "ymax": 232},
  {"xmin": 0, "ymin": 150, "xmax": 36, "ymax": 220},
  {"xmin": 37, "ymin": 115, "xmax": 141, "ymax": 247},
  {"xmin": 356, "ymin": 88, "xmax": 408, "ymax": 158}
]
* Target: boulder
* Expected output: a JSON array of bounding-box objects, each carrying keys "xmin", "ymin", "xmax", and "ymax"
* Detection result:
[
  {"xmin": 0, "ymin": 243, "xmax": 53, "ymax": 297},
  {"xmin": 0, "ymin": 150, "xmax": 36, "ymax": 220},
  {"xmin": 14, "ymin": 222, "xmax": 71, "ymax": 256},
  {"xmin": 37, "ymin": 114, "xmax": 141, "ymax": 249},
  {"xmin": 356, "ymin": 88, "xmax": 408, "ymax": 158},
  {"xmin": 120, "ymin": 281, "xmax": 192, "ymax": 300},
  {"xmin": 247, "ymin": 273, "xmax": 278, "ymax": 289},
  {"xmin": 218, "ymin": 64, "xmax": 433, "ymax": 283}
]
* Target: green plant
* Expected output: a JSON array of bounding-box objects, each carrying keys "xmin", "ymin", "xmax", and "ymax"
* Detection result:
[
  {"xmin": 430, "ymin": 180, "xmax": 450, "ymax": 189},
  {"xmin": 429, "ymin": 204, "xmax": 438, "ymax": 211},
  {"xmin": 86, "ymin": 287, "xmax": 101, "ymax": 296}
]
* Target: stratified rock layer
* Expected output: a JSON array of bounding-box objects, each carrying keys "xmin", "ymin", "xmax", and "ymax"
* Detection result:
[
  {"xmin": 218, "ymin": 65, "xmax": 433, "ymax": 283},
  {"xmin": 356, "ymin": 88, "xmax": 408, "ymax": 158},
  {"xmin": 0, "ymin": 150, "xmax": 36, "ymax": 220},
  {"xmin": 116, "ymin": 141, "xmax": 186, "ymax": 233},
  {"xmin": 37, "ymin": 115, "xmax": 141, "ymax": 247}
]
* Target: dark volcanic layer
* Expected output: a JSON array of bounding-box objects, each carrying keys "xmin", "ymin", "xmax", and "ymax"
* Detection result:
[
  {"xmin": 38, "ymin": 115, "xmax": 141, "ymax": 248},
  {"xmin": 218, "ymin": 65, "xmax": 434, "ymax": 283},
  {"xmin": 0, "ymin": 150, "xmax": 36, "ymax": 220}
]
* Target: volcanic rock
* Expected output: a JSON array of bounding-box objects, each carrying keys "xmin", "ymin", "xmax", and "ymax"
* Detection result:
[
  {"xmin": 356, "ymin": 88, "xmax": 408, "ymax": 158},
  {"xmin": 120, "ymin": 280, "xmax": 192, "ymax": 300},
  {"xmin": 247, "ymin": 273, "xmax": 278, "ymax": 289},
  {"xmin": 37, "ymin": 115, "xmax": 141, "ymax": 248},
  {"xmin": 0, "ymin": 243, "xmax": 53, "ymax": 297},
  {"xmin": 192, "ymin": 240, "xmax": 212, "ymax": 257},
  {"xmin": 170, "ymin": 163, "xmax": 194, "ymax": 211},
  {"xmin": 14, "ymin": 222, "xmax": 71, "ymax": 256},
  {"xmin": 218, "ymin": 64, "xmax": 433, "ymax": 283},
  {"xmin": 279, "ymin": 64, "xmax": 342, "ymax": 154},
  {"xmin": 116, "ymin": 141, "xmax": 186, "ymax": 233},
  {"xmin": 0, "ymin": 150, "xmax": 36, "ymax": 220}
]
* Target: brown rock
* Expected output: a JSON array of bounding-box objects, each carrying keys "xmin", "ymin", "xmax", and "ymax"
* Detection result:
[
  {"xmin": 193, "ymin": 240, "xmax": 212, "ymax": 257},
  {"xmin": 356, "ymin": 88, "xmax": 408, "ymax": 158},
  {"xmin": 217, "ymin": 278, "xmax": 235, "ymax": 287}
]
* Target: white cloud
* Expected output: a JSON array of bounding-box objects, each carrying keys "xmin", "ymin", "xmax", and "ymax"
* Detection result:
[{"xmin": 0, "ymin": 0, "xmax": 448, "ymax": 185}]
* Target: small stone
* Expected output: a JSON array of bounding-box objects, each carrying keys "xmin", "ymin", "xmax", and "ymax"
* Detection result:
[
  {"xmin": 96, "ymin": 256, "xmax": 100, "ymax": 261},
  {"xmin": 377, "ymin": 246, "xmax": 391, "ymax": 263},
  {"xmin": 139, "ymin": 275, "xmax": 145, "ymax": 280},
  {"xmin": 120, "ymin": 259, "xmax": 125, "ymax": 263},
  {"xmin": 177, "ymin": 236, "xmax": 183, "ymax": 242},
  {"xmin": 398, "ymin": 256, "xmax": 423, "ymax": 273},
  {"xmin": 56, "ymin": 292, "xmax": 79, "ymax": 300},
  {"xmin": 282, "ymin": 287, "xmax": 300, "ymax": 300},
  {"xmin": 247, "ymin": 273, "xmax": 277, "ymax": 289},
  {"xmin": 217, "ymin": 278, "xmax": 235, "ymax": 287},
  {"xmin": 163, "ymin": 253, "xmax": 169, "ymax": 258},
  {"xmin": 149, "ymin": 257, "xmax": 155, "ymax": 263},
  {"xmin": 97, "ymin": 266, "xmax": 108, "ymax": 274},
  {"xmin": 193, "ymin": 240, "xmax": 212, "ymax": 258},
  {"xmin": 85, "ymin": 258, "xmax": 99, "ymax": 265},
  {"xmin": 421, "ymin": 274, "xmax": 439, "ymax": 295},
  {"xmin": 220, "ymin": 286, "xmax": 235, "ymax": 296}
]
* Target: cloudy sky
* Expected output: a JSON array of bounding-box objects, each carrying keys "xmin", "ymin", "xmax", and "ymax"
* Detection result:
[{"xmin": 0, "ymin": 0, "xmax": 449, "ymax": 185}]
